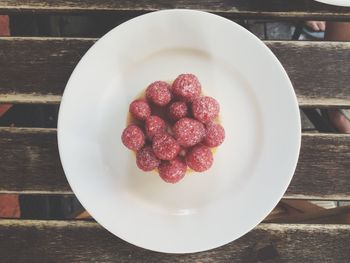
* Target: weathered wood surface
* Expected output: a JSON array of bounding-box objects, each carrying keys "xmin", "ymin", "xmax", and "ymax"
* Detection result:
[
  {"xmin": 0, "ymin": 38, "xmax": 350, "ymax": 107},
  {"xmin": 0, "ymin": 128, "xmax": 349, "ymax": 199},
  {"xmin": 0, "ymin": 128, "xmax": 67, "ymax": 193},
  {"xmin": 0, "ymin": 38, "xmax": 92, "ymax": 104},
  {"xmin": 0, "ymin": 220, "xmax": 349, "ymax": 263},
  {"xmin": 287, "ymin": 133, "xmax": 350, "ymax": 199},
  {"xmin": 1, "ymin": 0, "xmax": 350, "ymax": 20},
  {"xmin": 268, "ymin": 41, "xmax": 350, "ymax": 108}
]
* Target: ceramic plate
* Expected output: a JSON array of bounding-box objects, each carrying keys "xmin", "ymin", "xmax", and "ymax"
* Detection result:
[{"xmin": 58, "ymin": 10, "xmax": 301, "ymax": 253}]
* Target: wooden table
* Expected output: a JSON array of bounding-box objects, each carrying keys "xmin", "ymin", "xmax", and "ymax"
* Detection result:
[{"xmin": 1, "ymin": 1, "xmax": 350, "ymax": 262}]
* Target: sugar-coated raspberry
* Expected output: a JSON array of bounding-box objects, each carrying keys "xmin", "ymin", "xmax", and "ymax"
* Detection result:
[
  {"xmin": 121, "ymin": 124, "xmax": 145, "ymax": 151},
  {"xmin": 204, "ymin": 123, "xmax": 225, "ymax": 147},
  {"xmin": 129, "ymin": 99, "xmax": 151, "ymax": 121},
  {"xmin": 158, "ymin": 157, "xmax": 187, "ymax": 183},
  {"xmin": 146, "ymin": 81, "xmax": 172, "ymax": 106},
  {"xmin": 168, "ymin": 101, "xmax": 188, "ymax": 120},
  {"xmin": 136, "ymin": 146, "xmax": 160, "ymax": 171},
  {"xmin": 172, "ymin": 74, "xmax": 201, "ymax": 102},
  {"xmin": 186, "ymin": 145, "xmax": 213, "ymax": 172},
  {"xmin": 173, "ymin": 118, "xmax": 205, "ymax": 147},
  {"xmin": 145, "ymin": 116, "xmax": 166, "ymax": 139},
  {"xmin": 192, "ymin": 96, "xmax": 220, "ymax": 123},
  {"xmin": 152, "ymin": 133, "xmax": 180, "ymax": 160}
]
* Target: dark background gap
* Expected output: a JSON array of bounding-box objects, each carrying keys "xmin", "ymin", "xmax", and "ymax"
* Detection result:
[{"xmin": 0, "ymin": 105, "xmax": 59, "ymax": 128}]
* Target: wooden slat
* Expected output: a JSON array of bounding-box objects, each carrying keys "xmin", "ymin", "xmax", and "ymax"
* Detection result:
[
  {"xmin": 0, "ymin": 94, "xmax": 62, "ymax": 104},
  {"xmin": 0, "ymin": 37, "xmax": 92, "ymax": 104},
  {"xmin": 268, "ymin": 41, "xmax": 350, "ymax": 108},
  {"xmin": 0, "ymin": 220, "xmax": 349, "ymax": 262},
  {"xmin": 1, "ymin": 38, "xmax": 350, "ymax": 107},
  {"xmin": 1, "ymin": 0, "xmax": 350, "ymax": 20},
  {"xmin": 0, "ymin": 128, "xmax": 349, "ymax": 199},
  {"xmin": 0, "ymin": 128, "xmax": 67, "ymax": 194},
  {"xmin": 286, "ymin": 133, "xmax": 350, "ymax": 200}
]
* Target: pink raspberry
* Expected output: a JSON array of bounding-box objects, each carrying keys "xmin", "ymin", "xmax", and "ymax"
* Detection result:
[
  {"xmin": 136, "ymin": 146, "xmax": 160, "ymax": 171},
  {"xmin": 121, "ymin": 124, "xmax": 145, "ymax": 151},
  {"xmin": 152, "ymin": 133, "xmax": 180, "ymax": 160},
  {"xmin": 173, "ymin": 118, "xmax": 205, "ymax": 147},
  {"xmin": 168, "ymin": 101, "xmax": 188, "ymax": 120},
  {"xmin": 186, "ymin": 145, "xmax": 213, "ymax": 172},
  {"xmin": 145, "ymin": 116, "xmax": 166, "ymax": 139},
  {"xmin": 172, "ymin": 74, "xmax": 201, "ymax": 102},
  {"xmin": 129, "ymin": 99, "xmax": 151, "ymax": 121},
  {"xmin": 204, "ymin": 123, "xmax": 225, "ymax": 147},
  {"xmin": 158, "ymin": 157, "xmax": 187, "ymax": 183},
  {"xmin": 192, "ymin": 96, "xmax": 220, "ymax": 123},
  {"xmin": 146, "ymin": 81, "xmax": 172, "ymax": 106}
]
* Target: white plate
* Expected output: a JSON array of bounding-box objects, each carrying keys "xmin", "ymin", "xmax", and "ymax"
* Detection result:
[
  {"xmin": 58, "ymin": 10, "xmax": 301, "ymax": 253},
  {"xmin": 314, "ymin": 0, "xmax": 350, "ymax": 6}
]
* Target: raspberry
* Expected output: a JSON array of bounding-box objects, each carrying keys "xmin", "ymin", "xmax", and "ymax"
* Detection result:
[
  {"xmin": 152, "ymin": 133, "xmax": 180, "ymax": 160},
  {"xmin": 204, "ymin": 123, "xmax": 225, "ymax": 147},
  {"xmin": 172, "ymin": 74, "xmax": 201, "ymax": 102},
  {"xmin": 173, "ymin": 118, "xmax": 205, "ymax": 147},
  {"xmin": 192, "ymin": 96, "xmax": 220, "ymax": 123},
  {"xmin": 158, "ymin": 157, "xmax": 187, "ymax": 183},
  {"xmin": 186, "ymin": 145, "xmax": 213, "ymax": 172},
  {"xmin": 121, "ymin": 124, "xmax": 145, "ymax": 151},
  {"xmin": 145, "ymin": 116, "xmax": 166, "ymax": 139},
  {"xmin": 129, "ymin": 99, "xmax": 151, "ymax": 121},
  {"xmin": 168, "ymin": 101, "xmax": 188, "ymax": 120},
  {"xmin": 136, "ymin": 146, "xmax": 160, "ymax": 171},
  {"xmin": 146, "ymin": 81, "xmax": 172, "ymax": 106}
]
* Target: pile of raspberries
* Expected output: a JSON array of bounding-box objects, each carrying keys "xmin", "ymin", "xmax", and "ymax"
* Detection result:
[{"xmin": 122, "ymin": 74, "xmax": 225, "ymax": 184}]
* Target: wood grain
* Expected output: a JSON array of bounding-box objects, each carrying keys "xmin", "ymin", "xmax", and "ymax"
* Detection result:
[
  {"xmin": 0, "ymin": 128, "xmax": 349, "ymax": 199},
  {"xmin": 286, "ymin": 133, "xmax": 350, "ymax": 200},
  {"xmin": 267, "ymin": 41, "xmax": 350, "ymax": 108},
  {"xmin": 0, "ymin": 0, "xmax": 350, "ymax": 20},
  {"xmin": 0, "ymin": 37, "xmax": 92, "ymax": 103},
  {"xmin": 1, "ymin": 38, "xmax": 350, "ymax": 107},
  {"xmin": 0, "ymin": 128, "xmax": 68, "ymax": 193},
  {"xmin": 0, "ymin": 220, "xmax": 349, "ymax": 262}
]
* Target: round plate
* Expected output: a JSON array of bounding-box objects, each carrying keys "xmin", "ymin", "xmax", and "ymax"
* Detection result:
[
  {"xmin": 314, "ymin": 0, "xmax": 350, "ymax": 6},
  {"xmin": 58, "ymin": 10, "xmax": 301, "ymax": 253}
]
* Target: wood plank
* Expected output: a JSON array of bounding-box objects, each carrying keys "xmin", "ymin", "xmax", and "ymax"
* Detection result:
[
  {"xmin": 1, "ymin": 0, "xmax": 350, "ymax": 20},
  {"xmin": 267, "ymin": 41, "xmax": 350, "ymax": 108},
  {"xmin": 0, "ymin": 128, "xmax": 349, "ymax": 199},
  {"xmin": 0, "ymin": 128, "xmax": 68, "ymax": 194},
  {"xmin": 1, "ymin": 38, "xmax": 350, "ymax": 107},
  {"xmin": 0, "ymin": 94, "xmax": 61, "ymax": 104},
  {"xmin": 286, "ymin": 133, "xmax": 350, "ymax": 200},
  {"xmin": 0, "ymin": 220, "xmax": 349, "ymax": 262},
  {"xmin": 0, "ymin": 37, "xmax": 92, "ymax": 104}
]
